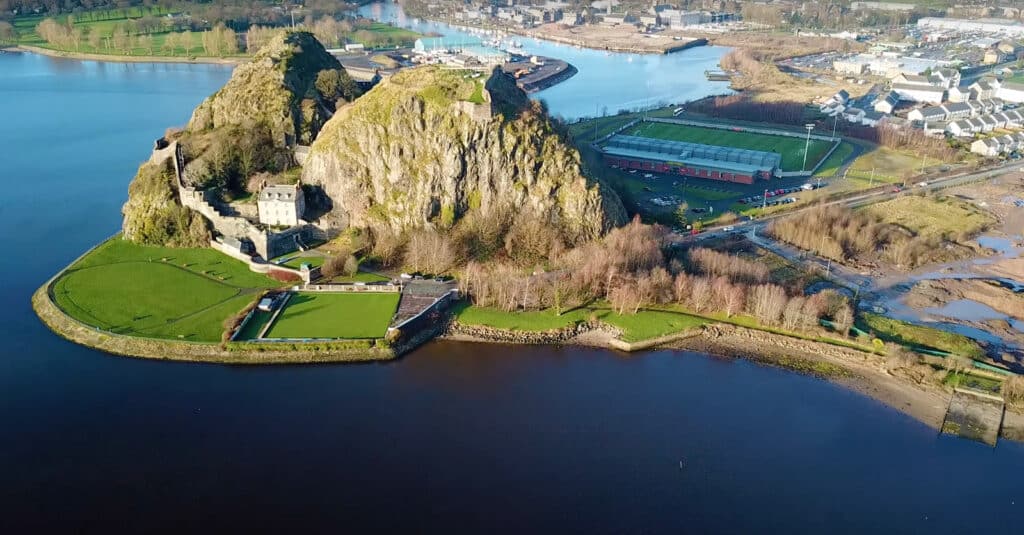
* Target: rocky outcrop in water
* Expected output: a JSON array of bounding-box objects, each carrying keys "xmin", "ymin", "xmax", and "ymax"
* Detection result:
[{"xmin": 301, "ymin": 66, "xmax": 626, "ymax": 243}]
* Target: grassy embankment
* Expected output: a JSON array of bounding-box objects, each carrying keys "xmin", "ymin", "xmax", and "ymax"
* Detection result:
[
  {"xmin": 858, "ymin": 312, "xmax": 986, "ymax": 359},
  {"xmin": 52, "ymin": 238, "xmax": 281, "ymax": 342},
  {"xmin": 451, "ymin": 301, "xmax": 708, "ymax": 343}
]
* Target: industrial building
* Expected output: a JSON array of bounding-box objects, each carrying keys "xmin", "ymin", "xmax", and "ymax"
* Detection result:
[{"xmin": 601, "ymin": 135, "xmax": 781, "ymax": 184}]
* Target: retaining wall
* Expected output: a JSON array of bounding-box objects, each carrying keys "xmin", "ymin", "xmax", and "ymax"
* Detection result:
[{"xmin": 292, "ymin": 283, "xmax": 401, "ymax": 293}]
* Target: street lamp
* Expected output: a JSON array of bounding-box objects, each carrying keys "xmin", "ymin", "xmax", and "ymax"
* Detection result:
[{"xmin": 802, "ymin": 123, "xmax": 814, "ymax": 172}]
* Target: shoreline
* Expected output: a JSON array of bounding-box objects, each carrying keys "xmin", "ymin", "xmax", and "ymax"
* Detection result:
[
  {"xmin": 13, "ymin": 44, "xmax": 244, "ymax": 65},
  {"xmin": 443, "ymin": 321, "xmax": 1024, "ymax": 441},
  {"xmin": 34, "ymin": 259, "xmax": 1024, "ymax": 440},
  {"xmin": 32, "ymin": 281, "xmax": 396, "ymax": 365}
]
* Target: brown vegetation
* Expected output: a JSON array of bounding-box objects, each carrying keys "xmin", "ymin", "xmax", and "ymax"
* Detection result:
[
  {"xmin": 767, "ymin": 204, "xmax": 960, "ymax": 270},
  {"xmin": 455, "ymin": 216, "xmax": 854, "ymax": 332},
  {"xmin": 844, "ymin": 124, "xmax": 957, "ymax": 162},
  {"xmin": 689, "ymin": 94, "xmax": 805, "ymax": 125}
]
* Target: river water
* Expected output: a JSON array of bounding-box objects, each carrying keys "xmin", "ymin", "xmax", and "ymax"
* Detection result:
[
  {"xmin": 2, "ymin": 50, "xmax": 1024, "ymax": 532},
  {"xmin": 357, "ymin": 2, "xmax": 732, "ymax": 120}
]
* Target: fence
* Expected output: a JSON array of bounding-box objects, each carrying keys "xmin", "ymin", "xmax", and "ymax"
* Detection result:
[{"xmin": 291, "ymin": 283, "xmax": 402, "ymax": 293}]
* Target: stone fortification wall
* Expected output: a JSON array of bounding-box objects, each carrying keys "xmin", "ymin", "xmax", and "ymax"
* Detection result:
[{"xmin": 169, "ymin": 141, "xmax": 329, "ymax": 260}]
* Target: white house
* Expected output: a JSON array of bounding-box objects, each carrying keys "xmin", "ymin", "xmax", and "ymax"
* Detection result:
[
  {"xmin": 891, "ymin": 82, "xmax": 945, "ymax": 104},
  {"xmin": 971, "ymin": 137, "xmax": 1002, "ymax": 156},
  {"xmin": 947, "ymin": 86, "xmax": 969, "ymax": 103},
  {"xmin": 997, "ymin": 81, "xmax": 1024, "ymax": 103},
  {"xmin": 258, "ymin": 184, "xmax": 306, "ymax": 227},
  {"xmin": 843, "ymin": 107, "xmax": 866, "ymax": 123},
  {"xmin": 907, "ymin": 105, "xmax": 947, "ymax": 123},
  {"xmin": 874, "ymin": 91, "xmax": 900, "ymax": 114},
  {"xmin": 862, "ymin": 110, "xmax": 885, "ymax": 127}
]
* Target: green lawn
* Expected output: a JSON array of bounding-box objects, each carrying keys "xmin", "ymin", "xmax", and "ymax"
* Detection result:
[
  {"xmin": 271, "ymin": 253, "xmax": 327, "ymax": 270},
  {"xmin": 625, "ymin": 122, "xmax": 835, "ymax": 172},
  {"xmin": 814, "ymin": 141, "xmax": 855, "ymax": 178},
  {"xmin": 451, "ymin": 302, "xmax": 707, "ymax": 342},
  {"xmin": 858, "ymin": 313, "xmax": 985, "ymax": 359},
  {"xmin": 52, "ymin": 238, "xmax": 279, "ymax": 342},
  {"xmin": 234, "ymin": 309, "xmax": 275, "ymax": 341},
  {"xmin": 265, "ymin": 292, "xmax": 400, "ymax": 339}
]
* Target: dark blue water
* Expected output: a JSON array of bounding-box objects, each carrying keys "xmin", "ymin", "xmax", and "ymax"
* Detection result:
[{"xmin": 2, "ymin": 51, "xmax": 1023, "ymax": 533}]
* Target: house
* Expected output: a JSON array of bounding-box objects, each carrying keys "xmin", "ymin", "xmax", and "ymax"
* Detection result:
[
  {"xmin": 893, "ymin": 73, "xmax": 931, "ymax": 87},
  {"xmin": 874, "ymin": 91, "xmax": 900, "ymax": 114},
  {"xmin": 947, "ymin": 119, "xmax": 973, "ymax": 137},
  {"xmin": 907, "ymin": 105, "xmax": 947, "ymax": 123},
  {"xmin": 843, "ymin": 107, "xmax": 866, "ymax": 123},
  {"xmin": 969, "ymin": 80, "xmax": 998, "ymax": 100},
  {"xmin": 947, "ymin": 86, "xmax": 969, "ymax": 103},
  {"xmin": 891, "ymin": 82, "xmax": 945, "ymax": 104},
  {"xmin": 942, "ymin": 102, "xmax": 972, "ymax": 120},
  {"xmin": 258, "ymin": 184, "xmax": 306, "ymax": 227},
  {"xmin": 997, "ymin": 81, "xmax": 1024, "ymax": 103},
  {"xmin": 820, "ymin": 90, "xmax": 850, "ymax": 113},
  {"xmin": 862, "ymin": 110, "xmax": 885, "ymax": 127},
  {"xmin": 932, "ymin": 68, "xmax": 961, "ymax": 89},
  {"xmin": 971, "ymin": 137, "xmax": 1002, "ymax": 156}
]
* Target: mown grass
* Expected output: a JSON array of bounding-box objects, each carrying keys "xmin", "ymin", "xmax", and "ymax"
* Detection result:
[
  {"xmin": 814, "ymin": 141, "xmax": 855, "ymax": 177},
  {"xmin": 858, "ymin": 312, "xmax": 985, "ymax": 359},
  {"xmin": 451, "ymin": 302, "xmax": 708, "ymax": 342},
  {"xmin": 861, "ymin": 195, "xmax": 994, "ymax": 240},
  {"xmin": 627, "ymin": 121, "xmax": 834, "ymax": 172},
  {"xmin": 52, "ymin": 238, "xmax": 278, "ymax": 342},
  {"xmin": 265, "ymin": 292, "xmax": 400, "ymax": 339}
]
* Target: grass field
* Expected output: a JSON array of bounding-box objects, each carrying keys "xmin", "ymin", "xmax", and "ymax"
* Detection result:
[
  {"xmin": 11, "ymin": 8, "xmax": 419, "ymax": 58},
  {"xmin": 625, "ymin": 121, "xmax": 835, "ymax": 172},
  {"xmin": 858, "ymin": 313, "xmax": 985, "ymax": 359},
  {"xmin": 861, "ymin": 195, "xmax": 994, "ymax": 239},
  {"xmin": 52, "ymin": 238, "xmax": 280, "ymax": 342},
  {"xmin": 451, "ymin": 302, "xmax": 708, "ymax": 342},
  {"xmin": 265, "ymin": 292, "xmax": 400, "ymax": 339}
]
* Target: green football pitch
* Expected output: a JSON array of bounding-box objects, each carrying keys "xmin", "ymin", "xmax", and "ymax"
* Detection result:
[{"xmin": 625, "ymin": 122, "xmax": 834, "ymax": 172}]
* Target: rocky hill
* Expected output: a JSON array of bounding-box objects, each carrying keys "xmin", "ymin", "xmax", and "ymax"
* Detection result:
[
  {"xmin": 123, "ymin": 31, "xmax": 360, "ymax": 246},
  {"xmin": 302, "ymin": 66, "xmax": 626, "ymax": 244},
  {"xmin": 187, "ymin": 30, "xmax": 359, "ymax": 146}
]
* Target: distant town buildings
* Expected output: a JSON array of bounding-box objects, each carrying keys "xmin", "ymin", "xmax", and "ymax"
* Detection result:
[{"xmin": 917, "ymin": 17, "xmax": 1024, "ymax": 37}]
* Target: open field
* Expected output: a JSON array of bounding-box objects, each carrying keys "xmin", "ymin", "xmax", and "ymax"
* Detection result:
[
  {"xmin": 625, "ymin": 121, "xmax": 834, "ymax": 172},
  {"xmin": 52, "ymin": 238, "xmax": 279, "ymax": 342},
  {"xmin": 858, "ymin": 313, "xmax": 985, "ymax": 359},
  {"xmin": 451, "ymin": 302, "xmax": 707, "ymax": 342},
  {"xmin": 265, "ymin": 292, "xmax": 400, "ymax": 339},
  {"xmin": 11, "ymin": 8, "xmax": 419, "ymax": 59},
  {"xmin": 862, "ymin": 195, "xmax": 995, "ymax": 240}
]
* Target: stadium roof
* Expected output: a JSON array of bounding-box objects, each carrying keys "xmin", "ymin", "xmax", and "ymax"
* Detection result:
[{"xmin": 603, "ymin": 135, "xmax": 783, "ymax": 171}]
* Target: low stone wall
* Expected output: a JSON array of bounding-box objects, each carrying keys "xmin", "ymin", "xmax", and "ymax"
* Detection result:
[
  {"xmin": 293, "ymin": 283, "xmax": 401, "ymax": 293},
  {"xmin": 445, "ymin": 321, "xmax": 601, "ymax": 345},
  {"xmin": 606, "ymin": 328, "xmax": 704, "ymax": 352}
]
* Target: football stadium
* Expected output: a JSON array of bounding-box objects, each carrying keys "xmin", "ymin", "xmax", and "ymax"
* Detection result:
[{"xmin": 600, "ymin": 119, "xmax": 837, "ymax": 184}]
